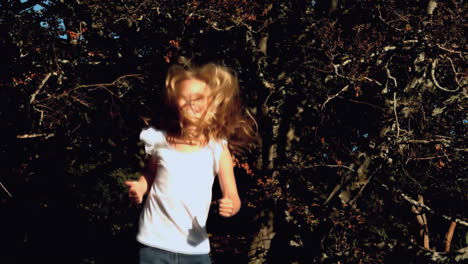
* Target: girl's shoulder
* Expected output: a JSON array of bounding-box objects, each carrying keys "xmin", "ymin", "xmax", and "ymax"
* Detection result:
[
  {"xmin": 209, "ymin": 137, "xmax": 228, "ymax": 147},
  {"xmin": 140, "ymin": 127, "xmax": 165, "ymax": 154},
  {"xmin": 209, "ymin": 137, "xmax": 228, "ymax": 157},
  {"xmin": 209, "ymin": 138, "xmax": 229, "ymax": 174}
]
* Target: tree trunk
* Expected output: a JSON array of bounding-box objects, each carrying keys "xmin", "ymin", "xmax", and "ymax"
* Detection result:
[{"xmin": 248, "ymin": 210, "xmax": 276, "ymax": 264}]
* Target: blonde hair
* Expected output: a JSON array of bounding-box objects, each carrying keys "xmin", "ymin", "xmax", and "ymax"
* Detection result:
[{"xmin": 165, "ymin": 62, "xmax": 257, "ymax": 154}]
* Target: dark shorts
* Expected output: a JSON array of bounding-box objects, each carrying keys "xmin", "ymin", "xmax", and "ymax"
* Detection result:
[{"xmin": 139, "ymin": 246, "xmax": 211, "ymax": 264}]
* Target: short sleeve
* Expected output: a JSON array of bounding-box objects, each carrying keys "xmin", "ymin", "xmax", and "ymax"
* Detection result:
[
  {"xmin": 213, "ymin": 139, "xmax": 228, "ymax": 175},
  {"xmin": 140, "ymin": 127, "xmax": 164, "ymax": 155}
]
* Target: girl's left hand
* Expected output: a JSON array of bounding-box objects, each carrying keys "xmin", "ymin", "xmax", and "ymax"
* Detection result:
[{"xmin": 218, "ymin": 197, "xmax": 234, "ymax": 218}]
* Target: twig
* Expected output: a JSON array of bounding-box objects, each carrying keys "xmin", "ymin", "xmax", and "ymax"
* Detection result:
[
  {"xmin": 306, "ymin": 162, "xmax": 358, "ymax": 205},
  {"xmin": 321, "ymin": 85, "xmax": 349, "ymax": 110},
  {"xmin": 17, "ymin": 133, "xmax": 55, "ymax": 139},
  {"xmin": 306, "ymin": 63, "xmax": 333, "ymax": 73},
  {"xmin": 0, "ymin": 181, "xmax": 13, "ymax": 198},
  {"xmin": 436, "ymin": 44, "xmax": 466, "ymax": 55},
  {"xmin": 262, "ymin": 90, "xmax": 274, "ymax": 107},
  {"xmin": 401, "ymin": 166, "xmax": 423, "ymax": 190},
  {"xmin": 246, "ymin": 108, "xmax": 259, "ymax": 133},
  {"xmin": 30, "ymin": 72, "xmax": 52, "ymax": 104},
  {"xmin": 349, "ymin": 165, "xmax": 381, "ymax": 206},
  {"xmin": 364, "ymin": 77, "xmax": 383, "ymax": 86},
  {"xmin": 386, "ymin": 65, "xmax": 398, "ymax": 87},
  {"xmin": 453, "ymin": 148, "xmax": 468, "ymax": 152},
  {"xmin": 446, "ymin": 57, "xmax": 463, "ymax": 85},
  {"xmin": 404, "ymin": 138, "xmax": 451, "ymax": 147},
  {"xmin": 305, "ymin": 164, "xmax": 355, "ymax": 172},
  {"xmin": 75, "ymin": 74, "xmax": 142, "ymax": 92},
  {"xmin": 71, "ymin": 95, "xmax": 92, "ymax": 108},
  {"xmin": 442, "ymin": 150, "xmax": 452, "ymax": 162},
  {"xmin": 411, "ymin": 154, "xmax": 452, "ymax": 161},
  {"xmin": 345, "ymin": 98, "xmax": 386, "ymax": 112},
  {"xmin": 431, "ymin": 59, "xmax": 459, "ymax": 92},
  {"xmin": 393, "ymin": 92, "xmax": 400, "ymax": 138}
]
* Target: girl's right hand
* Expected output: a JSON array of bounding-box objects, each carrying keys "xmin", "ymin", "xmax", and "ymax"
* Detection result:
[{"xmin": 125, "ymin": 181, "xmax": 146, "ymax": 204}]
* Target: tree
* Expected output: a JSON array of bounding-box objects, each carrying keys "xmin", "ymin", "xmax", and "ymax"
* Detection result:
[{"xmin": 1, "ymin": 0, "xmax": 466, "ymax": 263}]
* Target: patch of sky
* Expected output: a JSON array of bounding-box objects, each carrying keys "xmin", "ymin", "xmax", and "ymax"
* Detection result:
[
  {"xmin": 20, "ymin": 0, "xmax": 51, "ymax": 12},
  {"xmin": 450, "ymin": 130, "xmax": 456, "ymax": 135},
  {"xmin": 33, "ymin": 4, "xmax": 45, "ymax": 12},
  {"xmin": 58, "ymin": 19, "xmax": 67, "ymax": 39},
  {"xmin": 356, "ymin": 130, "xmax": 369, "ymax": 139},
  {"xmin": 110, "ymin": 32, "xmax": 120, "ymax": 39},
  {"xmin": 463, "ymin": 119, "xmax": 468, "ymax": 124},
  {"xmin": 352, "ymin": 146, "xmax": 358, "ymax": 152}
]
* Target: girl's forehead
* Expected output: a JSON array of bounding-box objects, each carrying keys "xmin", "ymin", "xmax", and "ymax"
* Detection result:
[{"xmin": 177, "ymin": 78, "xmax": 210, "ymax": 96}]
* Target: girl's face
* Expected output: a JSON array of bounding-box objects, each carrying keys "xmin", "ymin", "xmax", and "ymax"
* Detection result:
[{"xmin": 176, "ymin": 78, "xmax": 212, "ymax": 122}]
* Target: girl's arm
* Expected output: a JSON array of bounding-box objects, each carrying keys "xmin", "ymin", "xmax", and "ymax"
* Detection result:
[
  {"xmin": 125, "ymin": 157, "xmax": 157, "ymax": 204},
  {"xmin": 217, "ymin": 145, "xmax": 241, "ymax": 217}
]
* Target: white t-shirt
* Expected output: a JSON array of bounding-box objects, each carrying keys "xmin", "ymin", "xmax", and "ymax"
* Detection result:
[{"xmin": 136, "ymin": 127, "xmax": 225, "ymax": 254}]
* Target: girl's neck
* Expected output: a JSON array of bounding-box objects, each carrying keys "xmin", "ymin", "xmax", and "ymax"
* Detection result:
[
  {"xmin": 166, "ymin": 127, "xmax": 208, "ymax": 153},
  {"xmin": 168, "ymin": 125, "xmax": 207, "ymax": 146}
]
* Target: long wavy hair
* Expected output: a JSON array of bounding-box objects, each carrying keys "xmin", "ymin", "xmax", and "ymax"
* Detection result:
[{"xmin": 164, "ymin": 62, "xmax": 257, "ymax": 154}]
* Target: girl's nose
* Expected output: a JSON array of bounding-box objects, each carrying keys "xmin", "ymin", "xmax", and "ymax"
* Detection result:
[{"xmin": 189, "ymin": 102, "xmax": 201, "ymax": 113}]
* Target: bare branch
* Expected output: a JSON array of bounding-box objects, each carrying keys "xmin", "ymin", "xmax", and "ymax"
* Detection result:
[
  {"xmin": 17, "ymin": 133, "xmax": 55, "ymax": 139},
  {"xmin": 381, "ymin": 183, "xmax": 468, "ymax": 227},
  {"xmin": 386, "ymin": 65, "xmax": 398, "ymax": 87},
  {"xmin": 431, "ymin": 59, "xmax": 460, "ymax": 92},
  {"xmin": 0, "ymin": 181, "xmax": 13, "ymax": 198},
  {"xmin": 436, "ymin": 44, "xmax": 466, "ymax": 55},
  {"xmin": 445, "ymin": 221, "xmax": 456, "ymax": 252},
  {"xmin": 453, "ymin": 148, "xmax": 468, "ymax": 152},
  {"xmin": 321, "ymin": 85, "xmax": 349, "ymax": 110},
  {"xmin": 411, "ymin": 195, "xmax": 430, "ymax": 249},
  {"xmin": 30, "ymin": 72, "xmax": 52, "ymax": 104},
  {"xmin": 411, "ymin": 154, "xmax": 452, "ymax": 161},
  {"xmin": 393, "ymin": 92, "xmax": 400, "ymax": 138},
  {"xmin": 445, "ymin": 57, "xmax": 464, "ymax": 85},
  {"xmin": 403, "ymin": 138, "xmax": 452, "ymax": 147},
  {"xmin": 75, "ymin": 74, "xmax": 143, "ymax": 91},
  {"xmin": 305, "ymin": 164, "xmax": 355, "ymax": 172},
  {"xmin": 349, "ymin": 165, "xmax": 382, "ymax": 206},
  {"xmin": 364, "ymin": 77, "xmax": 383, "ymax": 86}
]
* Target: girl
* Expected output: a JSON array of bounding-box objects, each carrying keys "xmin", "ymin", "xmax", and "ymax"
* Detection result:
[{"xmin": 125, "ymin": 62, "xmax": 256, "ymax": 264}]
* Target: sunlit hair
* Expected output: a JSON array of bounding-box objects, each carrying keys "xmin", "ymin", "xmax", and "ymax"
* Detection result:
[{"xmin": 165, "ymin": 62, "xmax": 257, "ymax": 154}]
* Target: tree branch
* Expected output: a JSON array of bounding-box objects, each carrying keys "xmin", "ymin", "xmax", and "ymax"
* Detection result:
[
  {"xmin": 305, "ymin": 164, "xmax": 355, "ymax": 172},
  {"xmin": 393, "ymin": 92, "xmax": 400, "ymax": 138},
  {"xmin": 445, "ymin": 221, "xmax": 456, "ymax": 252},
  {"xmin": 431, "ymin": 59, "xmax": 460, "ymax": 92},
  {"xmin": 30, "ymin": 72, "xmax": 52, "ymax": 104},
  {"xmin": 17, "ymin": 133, "xmax": 55, "ymax": 139},
  {"xmin": 0, "ymin": 181, "xmax": 13, "ymax": 198},
  {"xmin": 321, "ymin": 85, "xmax": 349, "ymax": 110},
  {"xmin": 381, "ymin": 183, "xmax": 468, "ymax": 227},
  {"xmin": 411, "ymin": 195, "xmax": 430, "ymax": 249},
  {"xmin": 436, "ymin": 44, "xmax": 466, "ymax": 55}
]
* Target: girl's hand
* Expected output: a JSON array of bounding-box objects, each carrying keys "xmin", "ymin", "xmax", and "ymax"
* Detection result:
[
  {"xmin": 218, "ymin": 197, "xmax": 235, "ymax": 218},
  {"xmin": 125, "ymin": 181, "xmax": 146, "ymax": 204}
]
